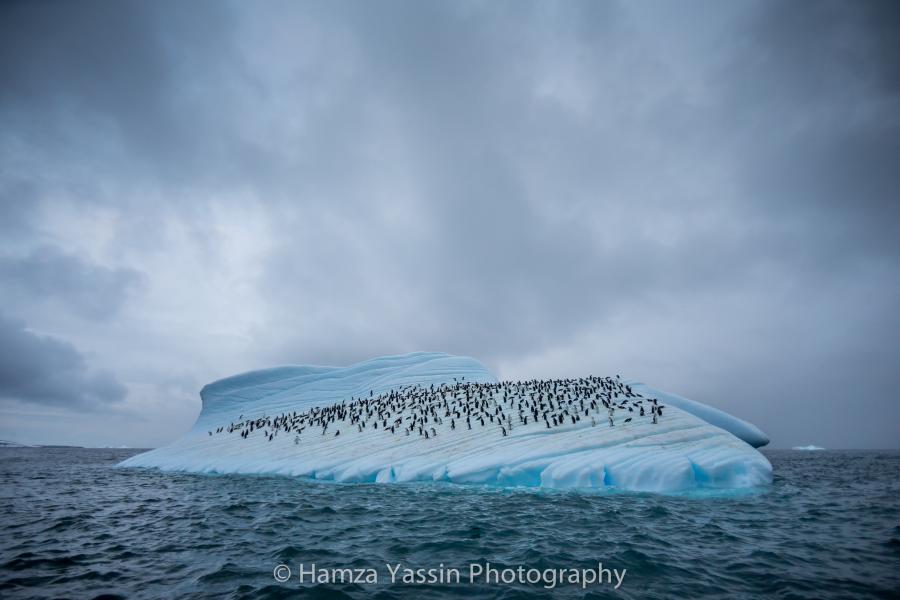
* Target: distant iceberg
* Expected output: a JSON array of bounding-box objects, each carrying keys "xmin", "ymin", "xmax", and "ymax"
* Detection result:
[
  {"xmin": 0, "ymin": 440, "xmax": 30, "ymax": 448},
  {"xmin": 120, "ymin": 352, "xmax": 772, "ymax": 493},
  {"xmin": 792, "ymin": 445, "xmax": 826, "ymax": 451}
]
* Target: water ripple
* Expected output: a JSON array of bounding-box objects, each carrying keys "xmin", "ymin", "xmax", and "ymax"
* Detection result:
[{"xmin": 1, "ymin": 448, "xmax": 899, "ymax": 599}]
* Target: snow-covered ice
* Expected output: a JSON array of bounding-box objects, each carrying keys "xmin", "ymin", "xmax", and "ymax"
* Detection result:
[
  {"xmin": 120, "ymin": 352, "xmax": 772, "ymax": 493},
  {"xmin": 628, "ymin": 383, "xmax": 769, "ymax": 448}
]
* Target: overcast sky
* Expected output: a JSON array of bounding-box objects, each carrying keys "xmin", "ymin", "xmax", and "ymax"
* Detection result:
[{"xmin": 1, "ymin": 0, "xmax": 898, "ymax": 449}]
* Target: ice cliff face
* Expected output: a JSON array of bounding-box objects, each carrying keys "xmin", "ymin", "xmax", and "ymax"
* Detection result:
[{"xmin": 120, "ymin": 352, "xmax": 771, "ymax": 493}]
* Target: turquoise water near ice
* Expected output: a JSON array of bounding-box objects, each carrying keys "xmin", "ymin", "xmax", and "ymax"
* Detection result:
[{"xmin": 2, "ymin": 448, "xmax": 898, "ymax": 599}]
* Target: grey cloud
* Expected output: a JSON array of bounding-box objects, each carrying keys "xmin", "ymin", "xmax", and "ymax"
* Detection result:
[
  {"xmin": 0, "ymin": 179, "xmax": 40, "ymax": 238},
  {"xmin": 0, "ymin": 0, "xmax": 243, "ymax": 188},
  {"xmin": 0, "ymin": 245, "xmax": 143, "ymax": 320},
  {"xmin": 0, "ymin": 313, "xmax": 127, "ymax": 409},
  {"xmin": 718, "ymin": 0, "xmax": 900, "ymax": 260}
]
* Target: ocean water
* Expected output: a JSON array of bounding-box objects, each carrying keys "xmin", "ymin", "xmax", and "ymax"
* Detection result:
[{"xmin": 1, "ymin": 448, "xmax": 898, "ymax": 599}]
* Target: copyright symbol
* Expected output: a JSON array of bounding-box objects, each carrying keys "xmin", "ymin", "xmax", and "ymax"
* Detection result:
[{"xmin": 273, "ymin": 564, "xmax": 291, "ymax": 582}]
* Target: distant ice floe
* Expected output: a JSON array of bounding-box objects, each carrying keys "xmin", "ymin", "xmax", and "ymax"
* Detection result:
[
  {"xmin": 792, "ymin": 445, "xmax": 826, "ymax": 451},
  {"xmin": 120, "ymin": 352, "xmax": 772, "ymax": 493}
]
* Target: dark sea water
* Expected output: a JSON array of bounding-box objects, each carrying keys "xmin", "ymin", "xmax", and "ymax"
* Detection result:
[{"xmin": 1, "ymin": 448, "xmax": 899, "ymax": 600}]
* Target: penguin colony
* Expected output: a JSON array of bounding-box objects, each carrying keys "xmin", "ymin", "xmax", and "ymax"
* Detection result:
[{"xmin": 207, "ymin": 375, "xmax": 665, "ymax": 445}]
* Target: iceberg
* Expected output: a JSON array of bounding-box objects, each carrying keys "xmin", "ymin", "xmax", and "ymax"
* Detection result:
[
  {"xmin": 0, "ymin": 440, "xmax": 31, "ymax": 448},
  {"xmin": 792, "ymin": 445, "xmax": 825, "ymax": 451},
  {"xmin": 120, "ymin": 352, "xmax": 772, "ymax": 493}
]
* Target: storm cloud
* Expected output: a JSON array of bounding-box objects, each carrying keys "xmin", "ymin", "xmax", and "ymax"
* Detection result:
[
  {"xmin": 0, "ymin": 313, "xmax": 127, "ymax": 409},
  {"xmin": 1, "ymin": 0, "xmax": 898, "ymax": 448},
  {"xmin": 0, "ymin": 245, "xmax": 142, "ymax": 320}
]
